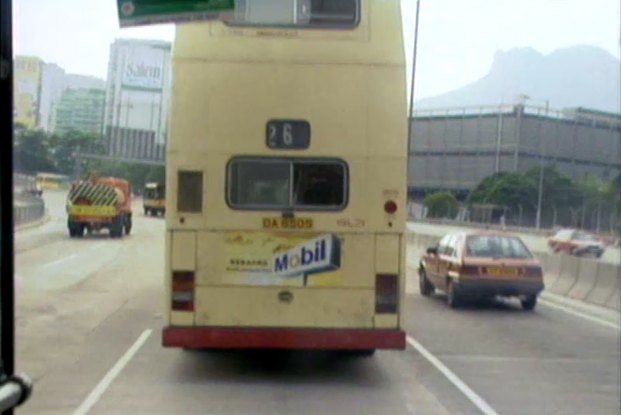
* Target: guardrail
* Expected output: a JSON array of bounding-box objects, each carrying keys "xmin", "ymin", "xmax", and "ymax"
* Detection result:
[
  {"xmin": 14, "ymin": 194, "xmax": 46, "ymax": 227},
  {"xmin": 407, "ymin": 232, "xmax": 621, "ymax": 311}
]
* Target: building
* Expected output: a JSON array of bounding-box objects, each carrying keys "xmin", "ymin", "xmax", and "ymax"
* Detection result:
[
  {"xmin": 409, "ymin": 104, "xmax": 621, "ymax": 197},
  {"xmin": 39, "ymin": 63, "xmax": 66, "ymax": 132},
  {"xmin": 14, "ymin": 56, "xmax": 44, "ymax": 128},
  {"xmin": 14, "ymin": 55, "xmax": 106, "ymax": 132},
  {"xmin": 103, "ymin": 39, "xmax": 172, "ymax": 162},
  {"xmin": 53, "ymin": 88, "xmax": 106, "ymax": 135}
]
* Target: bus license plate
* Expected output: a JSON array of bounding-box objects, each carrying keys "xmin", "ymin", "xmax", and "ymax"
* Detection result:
[{"xmin": 262, "ymin": 217, "xmax": 313, "ymax": 229}]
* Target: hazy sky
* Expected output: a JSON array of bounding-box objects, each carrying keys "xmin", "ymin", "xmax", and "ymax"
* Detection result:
[{"xmin": 14, "ymin": 0, "xmax": 621, "ymax": 100}]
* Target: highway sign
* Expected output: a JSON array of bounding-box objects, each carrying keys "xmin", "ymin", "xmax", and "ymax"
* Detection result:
[{"xmin": 117, "ymin": 0, "xmax": 235, "ymax": 28}]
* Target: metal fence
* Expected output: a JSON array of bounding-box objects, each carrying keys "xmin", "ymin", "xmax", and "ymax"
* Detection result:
[{"xmin": 409, "ymin": 201, "xmax": 620, "ymax": 239}]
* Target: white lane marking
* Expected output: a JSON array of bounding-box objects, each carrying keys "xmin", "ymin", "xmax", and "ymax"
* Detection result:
[
  {"xmin": 39, "ymin": 242, "xmax": 106, "ymax": 269},
  {"xmin": 406, "ymin": 336, "xmax": 499, "ymax": 415},
  {"xmin": 73, "ymin": 329, "xmax": 152, "ymax": 415},
  {"xmin": 539, "ymin": 299, "xmax": 621, "ymax": 331},
  {"xmin": 41, "ymin": 253, "xmax": 79, "ymax": 268}
]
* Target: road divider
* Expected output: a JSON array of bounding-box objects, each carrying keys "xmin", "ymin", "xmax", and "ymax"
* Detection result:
[{"xmin": 14, "ymin": 194, "xmax": 46, "ymax": 228}]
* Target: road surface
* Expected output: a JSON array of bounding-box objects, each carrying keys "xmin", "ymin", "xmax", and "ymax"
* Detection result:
[{"xmin": 14, "ymin": 190, "xmax": 620, "ymax": 414}]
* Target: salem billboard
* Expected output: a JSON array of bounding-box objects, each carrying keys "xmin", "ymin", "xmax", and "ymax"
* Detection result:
[{"xmin": 121, "ymin": 46, "xmax": 167, "ymax": 92}]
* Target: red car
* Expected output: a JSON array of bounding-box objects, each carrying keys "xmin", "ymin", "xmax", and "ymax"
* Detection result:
[
  {"xmin": 548, "ymin": 229, "xmax": 605, "ymax": 258},
  {"xmin": 418, "ymin": 231, "xmax": 544, "ymax": 310}
]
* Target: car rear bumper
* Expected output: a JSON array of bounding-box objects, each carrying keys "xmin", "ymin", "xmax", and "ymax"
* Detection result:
[
  {"xmin": 162, "ymin": 326, "xmax": 406, "ymax": 350},
  {"xmin": 453, "ymin": 279, "xmax": 544, "ymax": 298}
]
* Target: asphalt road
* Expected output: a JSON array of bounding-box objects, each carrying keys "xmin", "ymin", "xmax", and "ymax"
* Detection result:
[
  {"xmin": 14, "ymin": 190, "xmax": 621, "ymax": 415},
  {"xmin": 408, "ymin": 222, "xmax": 621, "ymax": 266}
]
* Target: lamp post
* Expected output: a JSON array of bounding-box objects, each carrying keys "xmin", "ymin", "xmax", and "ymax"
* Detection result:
[{"xmin": 517, "ymin": 95, "xmax": 549, "ymax": 230}]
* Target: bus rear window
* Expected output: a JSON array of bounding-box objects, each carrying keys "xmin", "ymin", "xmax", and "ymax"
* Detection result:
[
  {"xmin": 227, "ymin": 0, "xmax": 360, "ymax": 28},
  {"xmin": 228, "ymin": 158, "xmax": 347, "ymax": 210}
]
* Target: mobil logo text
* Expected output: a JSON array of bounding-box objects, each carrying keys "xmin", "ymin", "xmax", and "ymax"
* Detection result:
[{"xmin": 273, "ymin": 234, "xmax": 341, "ymax": 277}]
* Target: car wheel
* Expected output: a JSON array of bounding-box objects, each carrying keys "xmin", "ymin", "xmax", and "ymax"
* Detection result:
[
  {"xmin": 521, "ymin": 295, "xmax": 537, "ymax": 311},
  {"xmin": 447, "ymin": 280, "xmax": 460, "ymax": 309},
  {"xmin": 110, "ymin": 216, "xmax": 124, "ymax": 238},
  {"xmin": 419, "ymin": 269, "xmax": 434, "ymax": 297}
]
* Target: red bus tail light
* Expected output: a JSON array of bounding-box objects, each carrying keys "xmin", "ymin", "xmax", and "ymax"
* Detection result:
[
  {"xmin": 384, "ymin": 200, "xmax": 398, "ymax": 214},
  {"xmin": 376, "ymin": 274, "xmax": 398, "ymax": 314},
  {"xmin": 172, "ymin": 271, "xmax": 195, "ymax": 311}
]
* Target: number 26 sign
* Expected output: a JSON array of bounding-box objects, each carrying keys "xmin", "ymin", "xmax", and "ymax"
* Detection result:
[{"xmin": 266, "ymin": 120, "xmax": 311, "ymax": 150}]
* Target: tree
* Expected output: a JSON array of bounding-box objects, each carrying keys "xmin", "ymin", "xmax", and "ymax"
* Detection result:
[
  {"xmin": 14, "ymin": 129, "xmax": 56, "ymax": 174},
  {"xmin": 468, "ymin": 171, "xmax": 538, "ymax": 212},
  {"xmin": 49, "ymin": 129, "xmax": 106, "ymax": 175},
  {"xmin": 424, "ymin": 191, "xmax": 459, "ymax": 219}
]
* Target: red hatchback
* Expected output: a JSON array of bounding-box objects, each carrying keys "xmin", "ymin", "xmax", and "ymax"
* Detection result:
[{"xmin": 418, "ymin": 231, "xmax": 544, "ymax": 310}]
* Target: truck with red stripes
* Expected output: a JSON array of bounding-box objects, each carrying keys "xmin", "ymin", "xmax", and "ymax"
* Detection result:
[{"xmin": 66, "ymin": 177, "xmax": 133, "ymax": 238}]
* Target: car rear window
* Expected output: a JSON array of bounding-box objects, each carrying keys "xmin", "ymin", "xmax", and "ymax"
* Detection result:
[{"xmin": 465, "ymin": 235, "xmax": 533, "ymax": 259}]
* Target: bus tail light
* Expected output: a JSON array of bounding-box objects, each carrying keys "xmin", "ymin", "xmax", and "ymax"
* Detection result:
[
  {"xmin": 172, "ymin": 271, "xmax": 195, "ymax": 311},
  {"xmin": 375, "ymin": 274, "xmax": 398, "ymax": 314}
]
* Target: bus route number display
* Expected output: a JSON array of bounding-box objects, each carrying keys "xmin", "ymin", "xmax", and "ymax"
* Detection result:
[{"xmin": 266, "ymin": 120, "xmax": 310, "ymax": 150}]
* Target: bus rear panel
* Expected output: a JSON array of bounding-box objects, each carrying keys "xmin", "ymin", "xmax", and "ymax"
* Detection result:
[{"xmin": 163, "ymin": 0, "xmax": 407, "ymax": 351}]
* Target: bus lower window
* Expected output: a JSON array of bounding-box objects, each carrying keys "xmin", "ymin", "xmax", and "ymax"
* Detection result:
[
  {"xmin": 177, "ymin": 171, "xmax": 203, "ymax": 213},
  {"xmin": 228, "ymin": 0, "xmax": 359, "ymax": 28},
  {"xmin": 228, "ymin": 158, "xmax": 347, "ymax": 210}
]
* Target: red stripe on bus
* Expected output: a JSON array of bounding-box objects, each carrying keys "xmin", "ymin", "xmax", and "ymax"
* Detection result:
[{"xmin": 162, "ymin": 326, "xmax": 406, "ymax": 350}]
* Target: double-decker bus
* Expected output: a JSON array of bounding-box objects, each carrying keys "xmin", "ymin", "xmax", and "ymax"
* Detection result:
[{"xmin": 162, "ymin": 0, "xmax": 407, "ymax": 353}]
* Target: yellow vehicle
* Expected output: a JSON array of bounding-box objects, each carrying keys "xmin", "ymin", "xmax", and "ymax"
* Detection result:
[
  {"xmin": 35, "ymin": 172, "xmax": 70, "ymax": 190},
  {"xmin": 162, "ymin": 0, "xmax": 407, "ymax": 353},
  {"xmin": 143, "ymin": 182, "xmax": 166, "ymax": 216}
]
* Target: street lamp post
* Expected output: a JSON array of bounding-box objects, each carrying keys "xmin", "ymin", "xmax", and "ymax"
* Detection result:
[{"xmin": 518, "ymin": 95, "xmax": 549, "ymax": 230}]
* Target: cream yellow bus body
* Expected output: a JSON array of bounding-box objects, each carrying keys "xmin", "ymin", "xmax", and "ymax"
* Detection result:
[{"xmin": 163, "ymin": 0, "xmax": 407, "ymax": 351}]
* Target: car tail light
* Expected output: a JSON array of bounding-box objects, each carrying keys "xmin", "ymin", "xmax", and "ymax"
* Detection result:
[
  {"xmin": 384, "ymin": 200, "xmax": 398, "ymax": 214},
  {"xmin": 376, "ymin": 274, "xmax": 398, "ymax": 314},
  {"xmin": 523, "ymin": 266, "xmax": 543, "ymax": 278},
  {"xmin": 172, "ymin": 271, "xmax": 195, "ymax": 311},
  {"xmin": 459, "ymin": 265, "xmax": 480, "ymax": 276}
]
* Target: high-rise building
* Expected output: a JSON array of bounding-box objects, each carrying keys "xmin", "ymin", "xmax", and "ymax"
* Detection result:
[
  {"xmin": 14, "ymin": 56, "xmax": 106, "ymax": 132},
  {"xmin": 39, "ymin": 63, "xmax": 66, "ymax": 132},
  {"xmin": 14, "ymin": 56, "xmax": 44, "ymax": 128},
  {"xmin": 103, "ymin": 39, "xmax": 172, "ymax": 162},
  {"xmin": 53, "ymin": 88, "xmax": 106, "ymax": 135}
]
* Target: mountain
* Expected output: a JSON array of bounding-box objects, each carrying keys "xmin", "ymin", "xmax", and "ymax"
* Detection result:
[{"xmin": 415, "ymin": 46, "xmax": 621, "ymax": 113}]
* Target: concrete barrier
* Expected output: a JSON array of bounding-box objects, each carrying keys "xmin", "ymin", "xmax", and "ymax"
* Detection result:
[
  {"xmin": 539, "ymin": 253, "xmax": 562, "ymax": 287},
  {"xmin": 14, "ymin": 194, "xmax": 45, "ymax": 227},
  {"xmin": 568, "ymin": 259, "xmax": 599, "ymax": 301},
  {"xmin": 549, "ymin": 255, "xmax": 581, "ymax": 296},
  {"xmin": 607, "ymin": 289, "xmax": 620, "ymax": 310},
  {"xmin": 585, "ymin": 262, "xmax": 620, "ymax": 308}
]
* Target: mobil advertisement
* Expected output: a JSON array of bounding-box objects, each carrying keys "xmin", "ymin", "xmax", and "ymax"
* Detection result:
[{"xmin": 224, "ymin": 232, "xmax": 343, "ymax": 287}]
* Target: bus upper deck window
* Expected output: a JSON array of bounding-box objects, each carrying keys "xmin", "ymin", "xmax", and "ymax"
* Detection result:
[
  {"xmin": 177, "ymin": 171, "xmax": 203, "ymax": 213},
  {"xmin": 227, "ymin": 0, "xmax": 359, "ymax": 29}
]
